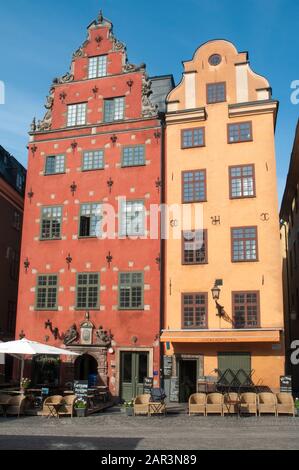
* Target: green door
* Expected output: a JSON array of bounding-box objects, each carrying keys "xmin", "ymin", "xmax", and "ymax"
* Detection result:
[
  {"xmin": 120, "ymin": 352, "xmax": 149, "ymax": 401},
  {"xmin": 218, "ymin": 352, "xmax": 251, "ymax": 383}
]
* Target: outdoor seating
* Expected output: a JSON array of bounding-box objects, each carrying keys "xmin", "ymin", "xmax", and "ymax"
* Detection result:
[
  {"xmin": 239, "ymin": 393, "xmax": 258, "ymax": 416},
  {"xmin": 58, "ymin": 395, "xmax": 76, "ymax": 418},
  {"xmin": 258, "ymin": 393, "xmax": 277, "ymax": 416},
  {"xmin": 0, "ymin": 394, "xmax": 13, "ymax": 416},
  {"xmin": 42, "ymin": 395, "xmax": 64, "ymax": 417},
  {"xmin": 6, "ymin": 395, "xmax": 27, "ymax": 417},
  {"xmin": 188, "ymin": 393, "xmax": 206, "ymax": 416},
  {"xmin": 276, "ymin": 393, "xmax": 295, "ymax": 416},
  {"xmin": 133, "ymin": 394, "xmax": 151, "ymax": 416},
  {"xmin": 206, "ymin": 393, "xmax": 223, "ymax": 416},
  {"xmin": 223, "ymin": 392, "xmax": 239, "ymax": 415}
]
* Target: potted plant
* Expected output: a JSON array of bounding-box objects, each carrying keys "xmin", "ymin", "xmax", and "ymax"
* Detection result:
[
  {"xmin": 20, "ymin": 378, "xmax": 31, "ymax": 394},
  {"xmin": 122, "ymin": 400, "xmax": 134, "ymax": 416},
  {"xmin": 74, "ymin": 399, "xmax": 87, "ymax": 417}
]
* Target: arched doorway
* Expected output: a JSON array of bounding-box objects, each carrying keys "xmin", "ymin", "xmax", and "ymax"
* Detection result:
[{"xmin": 74, "ymin": 354, "xmax": 99, "ymax": 385}]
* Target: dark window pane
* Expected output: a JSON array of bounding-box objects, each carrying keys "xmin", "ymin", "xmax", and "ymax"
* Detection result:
[{"xmin": 207, "ymin": 83, "xmax": 226, "ymax": 103}]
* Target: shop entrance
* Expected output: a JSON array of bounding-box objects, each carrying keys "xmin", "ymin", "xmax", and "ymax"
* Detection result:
[
  {"xmin": 74, "ymin": 354, "xmax": 98, "ymax": 385},
  {"xmin": 179, "ymin": 359, "xmax": 197, "ymax": 403},
  {"xmin": 120, "ymin": 351, "xmax": 149, "ymax": 402}
]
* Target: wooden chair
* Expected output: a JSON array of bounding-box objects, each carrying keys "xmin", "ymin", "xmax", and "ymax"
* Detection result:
[
  {"xmin": 223, "ymin": 392, "xmax": 239, "ymax": 415},
  {"xmin": 58, "ymin": 395, "xmax": 76, "ymax": 418},
  {"xmin": 6, "ymin": 395, "xmax": 27, "ymax": 418},
  {"xmin": 240, "ymin": 393, "xmax": 258, "ymax": 416},
  {"xmin": 42, "ymin": 395, "xmax": 64, "ymax": 416},
  {"xmin": 276, "ymin": 393, "xmax": 295, "ymax": 416},
  {"xmin": 189, "ymin": 393, "xmax": 206, "ymax": 416},
  {"xmin": 133, "ymin": 394, "xmax": 151, "ymax": 416},
  {"xmin": 258, "ymin": 393, "xmax": 277, "ymax": 416},
  {"xmin": 206, "ymin": 393, "xmax": 223, "ymax": 416}
]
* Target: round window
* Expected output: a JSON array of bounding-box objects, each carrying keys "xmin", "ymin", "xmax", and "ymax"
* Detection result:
[{"xmin": 209, "ymin": 54, "xmax": 222, "ymax": 66}]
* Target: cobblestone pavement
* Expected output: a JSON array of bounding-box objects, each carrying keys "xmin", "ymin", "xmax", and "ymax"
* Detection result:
[{"xmin": 0, "ymin": 408, "xmax": 298, "ymax": 450}]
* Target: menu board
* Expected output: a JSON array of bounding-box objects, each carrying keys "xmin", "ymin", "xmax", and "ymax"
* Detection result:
[
  {"xmin": 280, "ymin": 375, "xmax": 292, "ymax": 393},
  {"xmin": 169, "ymin": 377, "xmax": 179, "ymax": 402},
  {"xmin": 144, "ymin": 377, "xmax": 154, "ymax": 394},
  {"xmin": 74, "ymin": 380, "xmax": 89, "ymax": 399},
  {"xmin": 163, "ymin": 356, "xmax": 172, "ymax": 377}
]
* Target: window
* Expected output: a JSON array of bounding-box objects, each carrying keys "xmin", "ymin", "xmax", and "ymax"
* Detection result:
[
  {"xmin": 182, "ymin": 170, "xmax": 206, "ymax": 203},
  {"xmin": 45, "ymin": 155, "xmax": 65, "ymax": 175},
  {"xmin": 7, "ymin": 301, "xmax": 16, "ymax": 335},
  {"xmin": 16, "ymin": 173, "xmax": 25, "ymax": 191},
  {"xmin": 182, "ymin": 293, "xmax": 207, "ymax": 329},
  {"xmin": 182, "ymin": 230, "xmax": 208, "ymax": 264},
  {"xmin": 228, "ymin": 122, "xmax": 252, "ymax": 143},
  {"xmin": 79, "ymin": 203, "xmax": 102, "ymax": 238},
  {"xmin": 232, "ymin": 227, "xmax": 258, "ymax": 262},
  {"xmin": 207, "ymin": 82, "xmax": 226, "ymax": 103},
  {"xmin": 36, "ymin": 275, "xmax": 58, "ymax": 310},
  {"xmin": 76, "ymin": 273, "xmax": 100, "ymax": 309},
  {"xmin": 181, "ymin": 128, "xmax": 205, "ymax": 148},
  {"xmin": 229, "ymin": 165, "xmax": 255, "ymax": 198},
  {"xmin": 120, "ymin": 200, "xmax": 145, "ymax": 237},
  {"xmin": 122, "ymin": 146, "xmax": 145, "ymax": 167},
  {"xmin": 41, "ymin": 207, "xmax": 62, "ymax": 240},
  {"xmin": 10, "ymin": 249, "xmax": 19, "ymax": 281},
  {"xmin": 88, "ymin": 56, "xmax": 107, "ymax": 79},
  {"xmin": 67, "ymin": 103, "xmax": 87, "ymax": 127},
  {"xmin": 13, "ymin": 211, "xmax": 22, "ymax": 231},
  {"xmin": 82, "ymin": 150, "xmax": 104, "ymax": 171},
  {"xmin": 233, "ymin": 292, "xmax": 260, "ymax": 328},
  {"xmin": 209, "ymin": 54, "xmax": 222, "ymax": 66},
  {"xmin": 119, "ymin": 272, "xmax": 144, "ymax": 310},
  {"xmin": 104, "ymin": 97, "xmax": 125, "ymax": 122}
]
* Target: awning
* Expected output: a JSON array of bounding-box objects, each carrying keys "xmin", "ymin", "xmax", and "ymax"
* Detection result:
[{"xmin": 161, "ymin": 329, "xmax": 282, "ymax": 344}]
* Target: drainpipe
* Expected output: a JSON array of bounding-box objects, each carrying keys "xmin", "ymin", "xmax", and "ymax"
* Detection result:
[
  {"xmin": 281, "ymin": 220, "xmax": 292, "ymax": 377},
  {"xmin": 159, "ymin": 115, "xmax": 166, "ymax": 388}
]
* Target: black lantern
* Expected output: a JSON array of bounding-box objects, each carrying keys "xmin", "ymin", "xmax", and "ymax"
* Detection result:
[{"xmin": 211, "ymin": 284, "xmax": 221, "ymax": 301}]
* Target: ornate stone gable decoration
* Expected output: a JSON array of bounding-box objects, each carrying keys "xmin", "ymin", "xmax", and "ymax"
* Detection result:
[
  {"xmin": 96, "ymin": 326, "xmax": 113, "ymax": 347},
  {"xmin": 52, "ymin": 72, "xmax": 74, "ymax": 85},
  {"xmin": 36, "ymin": 87, "xmax": 55, "ymax": 132},
  {"xmin": 142, "ymin": 74, "xmax": 158, "ymax": 118},
  {"xmin": 123, "ymin": 62, "xmax": 146, "ymax": 73},
  {"xmin": 63, "ymin": 324, "xmax": 79, "ymax": 346},
  {"xmin": 80, "ymin": 312, "xmax": 95, "ymax": 345}
]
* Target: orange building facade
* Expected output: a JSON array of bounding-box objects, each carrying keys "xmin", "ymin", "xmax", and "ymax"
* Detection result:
[
  {"xmin": 15, "ymin": 12, "xmax": 173, "ymax": 400},
  {"xmin": 161, "ymin": 40, "xmax": 285, "ymax": 400}
]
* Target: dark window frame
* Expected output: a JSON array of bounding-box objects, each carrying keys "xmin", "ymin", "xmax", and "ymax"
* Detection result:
[
  {"xmin": 181, "ymin": 127, "xmax": 205, "ymax": 149},
  {"xmin": 229, "ymin": 164, "xmax": 256, "ymax": 199},
  {"xmin": 118, "ymin": 272, "xmax": 144, "ymax": 311},
  {"xmin": 40, "ymin": 206, "xmax": 62, "ymax": 241},
  {"xmin": 67, "ymin": 102, "xmax": 87, "ymax": 127},
  {"xmin": 181, "ymin": 292, "xmax": 208, "ymax": 329},
  {"xmin": 103, "ymin": 96, "xmax": 125, "ymax": 122},
  {"xmin": 182, "ymin": 169, "xmax": 207, "ymax": 204},
  {"xmin": 206, "ymin": 82, "xmax": 226, "ymax": 104},
  {"xmin": 231, "ymin": 226, "xmax": 259, "ymax": 263},
  {"xmin": 35, "ymin": 274, "xmax": 59, "ymax": 311},
  {"xmin": 121, "ymin": 145, "xmax": 146, "ymax": 168},
  {"xmin": 232, "ymin": 291, "xmax": 260, "ymax": 329},
  {"xmin": 227, "ymin": 121, "xmax": 253, "ymax": 144},
  {"xmin": 182, "ymin": 229, "xmax": 208, "ymax": 265},
  {"xmin": 79, "ymin": 202, "xmax": 103, "ymax": 238},
  {"xmin": 44, "ymin": 154, "xmax": 66, "ymax": 176},
  {"xmin": 76, "ymin": 272, "xmax": 100, "ymax": 310},
  {"xmin": 82, "ymin": 149, "xmax": 105, "ymax": 172}
]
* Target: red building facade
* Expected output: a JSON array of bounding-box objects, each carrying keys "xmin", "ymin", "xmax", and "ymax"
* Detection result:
[{"xmin": 16, "ymin": 12, "xmax": 173, "ymax": 400}]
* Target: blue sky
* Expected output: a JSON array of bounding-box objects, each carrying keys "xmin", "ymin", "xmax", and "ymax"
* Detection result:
[{"xmin": 0, "ymin": 0, "xmax": 298, "ymax": 202}]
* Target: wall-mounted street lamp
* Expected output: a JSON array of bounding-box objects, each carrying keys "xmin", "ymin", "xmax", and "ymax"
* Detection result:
[
  {"xmin": 24, "ymin": 258, "xmax": 30, "ymax": 273},
  {"xmin": 211, "ymin": 281, "xmax": 225, "ymax": 327}
]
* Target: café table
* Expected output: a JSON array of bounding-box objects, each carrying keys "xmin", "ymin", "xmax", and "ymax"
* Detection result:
[{"xmin": 46, "ymin": 402, "xmax": 64, "ymax": 419}]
